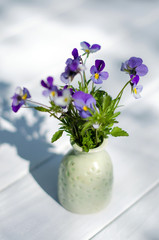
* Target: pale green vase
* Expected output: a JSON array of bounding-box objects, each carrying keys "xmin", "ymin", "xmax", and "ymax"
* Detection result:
[{"xmin": 58, "ymin": 139, "xmax": 113, "ymax": 214}]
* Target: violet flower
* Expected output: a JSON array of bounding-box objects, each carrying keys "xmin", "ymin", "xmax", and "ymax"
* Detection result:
[
  {"xmin": 41, "ymin": 76, "xmax": 58, "ymax": 99},
  {"xmin": 80, "ymin": 41, "xmax": 101, "ymax": 54},
  {"xmin": 90, "ymin": 60, "xmax": 109, "ymax": 84},
  {"xmin": 60, "ymin": 66, "xmax": 77, "ymax": 84},
  {"xmin": 54, "ymin": 88, "xmax": 72, "ymax": 107},
  {"xmin": 72, "ymin": 91, "xmax": 96, "ymax": 118},
  {"xmin": 121, "ymin": 57, "xmax": 148, "ymax": 77},
  {"xmin": 11, "ymin": 87, "xmax": 31, "ymax": 112},
  {"xmin": 61, "ymin": 48, "xmax": 81, "ymax": 84}
]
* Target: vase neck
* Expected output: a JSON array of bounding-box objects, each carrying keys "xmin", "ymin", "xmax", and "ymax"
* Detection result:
[{"xmin": 72, "ymin": 138, "xmax": 108, "ymax": 154}]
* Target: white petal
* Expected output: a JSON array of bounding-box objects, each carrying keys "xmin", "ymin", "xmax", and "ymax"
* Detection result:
[
  {"xmin": 15, "ymin": 87, "xmax": 23, "ymax": 96},
  {"xmin": 80, "ymin": 42, "xmax": 89, "ymax": 50},
  {"xmin": 63, "ymin": 88, "xmax": 71, "ymax": 97}
]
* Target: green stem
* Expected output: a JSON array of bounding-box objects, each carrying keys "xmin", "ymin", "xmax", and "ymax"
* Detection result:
[
  {"xmin": 26, "ymin": 99, "xmax": 61, "ymax": 121},
  {"xmin": 81, "ymin": 54, "xmax": 89, "ymax": 92},
  {"xmin": 26, "ymin": 99, "xmax": 50, "ymax": 109},
  {"xmin": 92, "ymin": 82, "xmax": 94, "ymax": 93},
  {"xmin": 83, "ymin": 71, "xmax": 87, "ymax": 91},
  {"xmin": 84, "ymin": 53, "xmax": 89, "ymax": 65},
  {"xmin": 95, "ymin": 128, "xmax": 98, "ymax": 146},
  {"xmin": 79, "ymin": 72, "xmax": 84, "ymax": 89},
  {"xmin": 49, "ymin": 112, "xmax": 61, "ymax": 121},
  {"xmin": 112, "ymin": 77, "xmax": 133, "ymax": 111}
]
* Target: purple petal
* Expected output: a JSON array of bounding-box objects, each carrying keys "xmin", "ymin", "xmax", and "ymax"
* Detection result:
[
  {"xmin": 120, "ymin": 61, "xmax": 126, "ymax": 71},
  {"xmin": 69, "ymin": 59, "xmax": 79, "ymax": 71},
  {"xmin": 41, "ymin": 80, "xmax": 48, "ymax": 88},
  {"xmin": 72, "ymin": 92, "xmax": 85, "ymax": 110},
  {"xmin": 69, "ymin": 88, "xmax": 74, "ymax": 96},
  {"xmin": 73, "ymin": 91, "xmax": 96, "ymax": 117},
  {"xmin": 90, "ymin": 65, "xmax": 97, "ymax": 75},
  {"xmin": 66, "ymin": 58, "xmax": 73, "ymax": 65},
  {"xmin": 121, "ymin": 60, "xmax": 129, "ymax": 71},
  {"xmin": 42, "ymin": 89, "xmax": 51, "ymax": 97},
  {"xmin": 73, "ymin": 100, "xmax": 85, "ymax": 111},
  {"xmin": 80, "ymin": 110, "xmax": 91, "ymax": 118},
  {"xmin": 131, "ymin": 74, "xmax": 140, "ymax": 85},
  {"xmin": 63, "ymin": 85, "xmax": 68, "ymax": 89},
  {"xmin": 99, "ymin": 71, "xmax": 109, "ymax": 80},
  {"xmin": 72, "ymin": 91, "xmax": 88, "ymax": 103},
  {"xmin": 128, "ymin": 57, "xmax": 143, "ymax": 68},
  {"xmin": 73, "ymin": 91, "xmax": 95, "ymax": 111},
  {"xmin": 90, "ymin": 44, "xmax": 101, "ymax": 53},
  {"xmin": 12, "ymin": 102, "xmax": 23, "ymax": 113},
  {"xmin": 60, "ymin": 72, "xmax": 69, "ymax": 84},
  {"xmin": 120, "ymin": 63, "xmax": 125, "ymax": 71},
  {"xmin": 91, "ymin": 76, "xmax": 103, "ymax": 84},
  {"xmin": 23, "ymin": 88, "xmax": 31, "ymax": 98},
  {"xmin": 47, "ymin": 76, "xmax": 54, "ymax": 87},
  {"xmin": 95, "ymin": 60, "xmax": 105, "ymax": 72},
  {"xmin": 136, "ymin": 64, "xmax": 148, "ymax": 76},
  {"xmin": 57, "ymin": 89, "xmax": 63, "ymax": 97},
  {"xmin": 72, "ymin": 48, "xmax": 79, "ymax": 59},
  {"xmin": 86, "ymin": 96, "xmax": 96, "ymax": 109},
  {"xmin": 11, "ymin": 94, "xmax": 19, "ymax": 105},
  {"xmin": 80, "ymin": 41, "xmax": 90, "ymax": 49}
]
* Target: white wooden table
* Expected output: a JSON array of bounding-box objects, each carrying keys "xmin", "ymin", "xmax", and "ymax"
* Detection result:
[{"xmin": 0, "ymin": 0, "xmax": 159, "ymax": 239}]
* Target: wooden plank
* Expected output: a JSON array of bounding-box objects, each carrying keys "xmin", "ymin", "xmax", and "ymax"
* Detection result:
[
  {"xmin": 0, "ymin": 139, "xmax": 71, "ymax": 192},
  {"xmin": 0, "ymin": 108, "xmax": 71, "ymax": 192},
  {"xmin": 0, "ymin": 137, "xmax": 159, "ymax": 240},
  {"xmin": 91, "ymin": 185, "xmax": 159, "ymax": 240}
]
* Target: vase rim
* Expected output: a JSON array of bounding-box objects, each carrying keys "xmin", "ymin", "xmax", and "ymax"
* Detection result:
[{"xmin": 71, "ymin": 138, "xmax": 108, "ymax": 153}]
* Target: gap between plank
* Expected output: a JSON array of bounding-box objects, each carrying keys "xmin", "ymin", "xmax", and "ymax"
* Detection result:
[
  {"xmin": 89, "ymin": 179, "xmax": 159, "ymax": 240},
  {"xmin": 0, "ymin": 153, "xmax": 56, "ymax": 194}
]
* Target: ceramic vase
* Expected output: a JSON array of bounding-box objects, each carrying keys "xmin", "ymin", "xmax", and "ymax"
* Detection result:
[{"xmin": 58, "ymin": 139, "xmax": 113, "ymax": 214}]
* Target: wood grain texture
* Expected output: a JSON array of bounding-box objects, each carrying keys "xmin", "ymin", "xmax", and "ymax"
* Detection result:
[
  {"xmin": 91, "ymin": 185, "xmax": 159, "ymax": 240},
  {"xmin": 0, "ymin": 116, "xmax": 71, "ymax": 192}
]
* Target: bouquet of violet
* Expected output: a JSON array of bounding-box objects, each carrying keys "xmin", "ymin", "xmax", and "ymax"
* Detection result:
[{"xmin": 11, "ymin": 41, "xmax": 148, "ymax": 152}]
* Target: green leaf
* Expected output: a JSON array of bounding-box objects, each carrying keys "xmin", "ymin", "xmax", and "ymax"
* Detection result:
[
  {"xmin": 34, "ymin": 106, "xmax": 49, "ymax": 112},
  {"xmin": 87, "ymin": 79, "xmax": 92, "ymax": 85},
  {"xmin": 103, "ymin": 94, "xmax": 112, "ymax": 111},
  {"xmin": 81, "ymin": 121, "xmax": 93, "ymax": 135},
  {"xmin": 110, "ymin": 127, "xmax": 129, "ymax": 137},
  {"xmin": 51, "ymin": 130, "xmax": 63, "ymax": 143},
  {"xmin": 110, "ymin": 111, "xmax": 121, "ymax": 119}
]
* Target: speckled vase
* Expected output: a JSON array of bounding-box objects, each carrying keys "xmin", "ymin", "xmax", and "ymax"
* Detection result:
[{"xmin": 58, "ymin": 139, "xmax": 113, "ymax": 214}]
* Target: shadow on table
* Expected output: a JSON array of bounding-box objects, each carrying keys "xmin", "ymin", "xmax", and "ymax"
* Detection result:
[
  {"xmin": 144, "ymin": 233, "xmax": 159, "ymax": 240},
  {"xmin": 0, "ymin": 81, "xmax": 63, "ymax": 202}
]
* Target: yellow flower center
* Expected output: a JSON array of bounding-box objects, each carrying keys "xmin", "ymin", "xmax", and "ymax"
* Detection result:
[
  {"xmin": 83, "ymin": 105, "xmax": 88, "ymax": 111},
  {"xmin": 51, "ymin": 91, "xmax": 56, "ymax": 97},
  {"xmin": 22, "ymin": 93, "xmax": 27, "ymax": 100},
  {"xmin": 134, "ymin": 88, "xmax": 137, "ymax": 94},
  {"xmin": 85, "ymin": 49, "xmax": 90, "ymax": 53},
  {"xmin": 94, "ymin": 73, "xmax": 99, "ymax": 79},
  {"xmin": 64, "ymin": 97, "xmax": 68, "ymax": 102}
]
